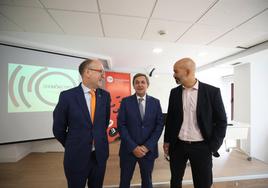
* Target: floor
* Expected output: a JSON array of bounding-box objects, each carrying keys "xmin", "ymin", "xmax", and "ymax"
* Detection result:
[{"xmin": 0, "ymin": 141, "xmax": 268, "ymax": 188}]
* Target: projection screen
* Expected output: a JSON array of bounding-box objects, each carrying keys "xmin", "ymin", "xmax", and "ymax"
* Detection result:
[{"xmin": 0, "ymin": 43, "xmax": 86, "ymax": 144}]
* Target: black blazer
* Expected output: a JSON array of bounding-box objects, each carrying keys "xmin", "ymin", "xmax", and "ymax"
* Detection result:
[{"xmin": 164, "ymin": 81, "xmax": 227, "ymax": 154}]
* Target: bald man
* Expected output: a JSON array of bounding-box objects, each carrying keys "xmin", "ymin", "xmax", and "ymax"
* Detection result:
[
  {"xmin": 163, "ymin": 58, "xmax": 227, "ymax": 188},
  {"xmin": 53, "ymin": 59, "xmax": 111, "ymax": 188}
]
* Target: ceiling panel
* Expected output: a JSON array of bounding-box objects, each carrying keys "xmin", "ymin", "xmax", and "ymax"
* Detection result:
[
  {"xmin": 0, "ymin": 0, "xmax": 43, "ymax": 8},
  {"xmin": 0, "ymin": 14, "xmax": 23, "ymax": 31},
  {"xmin": 143, "ymin": 19, "xmax": 191, "ymax": 42},
  {"xmin": 99, "ymin": 0, "xmax": 156, "ymax": 17},
  {"xmin": 0, "ymin": 6, "xmax": 63, "ymax": 33},
  {"xmin": 102, "ymin": 15, "xmax": 147, "ymax": 39},
  {"xmin": 239, "ymin": 32, "xmax": 268, "ymax": 48},
  {"xmin": 152, "ymin": 0, "xmax": 215, "ymax": 22},
  {"xmin": 211, "ymin": 29, "xmax": 268, "ymax": 48},
  {"xmin": 200, "ymin": 0, "xmax": 268, "ymax": 29},
  {"xmin": 211, "ymin": 10, "xmax": 268, "ymax": 48},
  {"xmin": 41, "ymin": 0, "xmax": 98, "ymax": 12},
  {"xmin": 178, "ymin": 24, "xmax": 228, "ymax": 45},
  {"xmin": 239, "ymin": 10, "xmax": 268, "ymax": 32},
  {"xmin": 49, "ymin": 10, "xmax": 102, "ymax": 36}
]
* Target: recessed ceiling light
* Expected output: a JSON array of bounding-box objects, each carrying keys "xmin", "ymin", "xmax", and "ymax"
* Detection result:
[
  {"xmin": 153, "ymin": 48, "xmax": 163, "ymax": 54},
  {"xmin": 198, "ymin": 52, "xmax": 208, "ymax": 57}
]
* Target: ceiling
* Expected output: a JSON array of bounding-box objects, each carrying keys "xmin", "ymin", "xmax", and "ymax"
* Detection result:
[{"xmin": 0, "ymin": 0, "xmax": 268, "ymax": 74}]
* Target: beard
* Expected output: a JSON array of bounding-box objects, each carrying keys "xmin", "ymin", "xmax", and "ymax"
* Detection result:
[{"xmin": 174, "ymin": 76, "xmax": 182, "ymax": 85}]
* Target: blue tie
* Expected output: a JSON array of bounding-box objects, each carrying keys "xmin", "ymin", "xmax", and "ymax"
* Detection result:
[{"xmin": 138, "ymin": 98, "xmax": 144, "ymax": 120}]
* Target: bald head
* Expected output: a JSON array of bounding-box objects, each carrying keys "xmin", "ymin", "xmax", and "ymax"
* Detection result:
[
  {"xmin": 173, "ymin": 57, "xmax": 197, "ymax": 87},
  {"xmin": 174, "ymin": 58, "xmax": 196, "ymax": 73}
]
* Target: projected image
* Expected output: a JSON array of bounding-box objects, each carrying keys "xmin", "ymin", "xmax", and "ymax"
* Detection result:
[{"xmin": 8, "ymin": 63, "xmax": 79, "ymax": 113}]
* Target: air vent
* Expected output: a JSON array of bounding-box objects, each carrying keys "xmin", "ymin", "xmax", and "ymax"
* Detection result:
[
  {"xmin": 237, "ymin": 40, "xmax": 268, "ymax": 49},
  {"xmin": 236, "ymin": 46, "xmax": 248, "ymax": 50},
  {"xmin": 231, "ymin": 62, "xmax": 242, "ymax": 66}
]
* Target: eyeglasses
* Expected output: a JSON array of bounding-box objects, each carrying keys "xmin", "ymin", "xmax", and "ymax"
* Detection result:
[{"xmin": 88, "ymin": 68, "xmax": 105, "ymax": 75}]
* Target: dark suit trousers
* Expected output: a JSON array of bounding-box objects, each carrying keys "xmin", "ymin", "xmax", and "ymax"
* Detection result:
[
  {"xmin": 169, "ymin": 139, "xmax": 212, "ymax": 188},
  {"xmin": 119, "ymin": 157, "xmax": 155, "ymax": 188},
  {"xmin": 66, "ymin": 151, "xmax": 106, "ymax": 188}
]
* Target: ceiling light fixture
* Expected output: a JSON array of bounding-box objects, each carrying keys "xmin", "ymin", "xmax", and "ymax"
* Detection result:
[
  {"xmin": 153, "ymin": 48, "xmax": 163, "ymax": 54},
  {"xmin": 198, "ymin": 52, "xmax": 208, "ymax": 57}
]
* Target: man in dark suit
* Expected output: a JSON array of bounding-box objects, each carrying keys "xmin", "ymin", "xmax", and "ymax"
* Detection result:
[
  {"xmin": 53, "ymin": 59, "xmax": 111, "ymax": 188},
  {"xmin": 163, "ymin": 58, "xmax": 227, "ymax": 188},
  {"xmin": 118, "ymin": 73, "xmax": 163, "ymax": 188}
]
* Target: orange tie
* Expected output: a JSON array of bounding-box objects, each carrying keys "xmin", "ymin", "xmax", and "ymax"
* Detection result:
[{"xmin": 89, "ymin": 90, "xmax": 96, "ymax": 123}]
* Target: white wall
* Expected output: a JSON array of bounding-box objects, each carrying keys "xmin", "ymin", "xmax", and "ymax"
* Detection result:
[
  {"xmin": 234, "ymin": 64, "xmax": 251, "ymax": 123},
  {"xmin": 250, "ymin": 61, "xmax": 268, "ymax": 163},
  {"xmin": 234, "ymin": 60, "xmax": 268, "ymax": 163},
  {"xmin": 234, "ymin": 63, "xmax": 251, "ymax": 154}
]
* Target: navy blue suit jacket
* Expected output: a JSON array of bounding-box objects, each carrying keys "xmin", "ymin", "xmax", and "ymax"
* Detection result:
[
  {"xmin": 118, "ymin": 94, "xmax": 163, "ymax": 160},
  {"xmin": 53, "ymin": 84, "xmax": 111, "ymax": 173},
  {"xmin": 164, "ymin": 81, "xmax": 227, "ymax": 155}
]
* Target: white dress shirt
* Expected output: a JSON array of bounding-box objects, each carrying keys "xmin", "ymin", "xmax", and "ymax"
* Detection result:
[{"xmin": 178, "ymin": 80, "xmax": 204, "ymax": 141}]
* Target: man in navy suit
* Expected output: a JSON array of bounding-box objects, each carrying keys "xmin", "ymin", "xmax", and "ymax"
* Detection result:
[
  {"xmin": 117, "ymin": 73, "xmax": 164, "ymax": 188},
  {"xmin": 163, "ymin": 58, "xmax": 227, "ymax": 188},
  {"xmin": 53, "ymin": 59, "xmax": 111, "ymax": 188}
]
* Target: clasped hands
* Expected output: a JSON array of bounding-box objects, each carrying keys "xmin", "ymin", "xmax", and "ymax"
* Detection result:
[{"xmin": 133, "ymin": 145, "xmax": 149, "ymax": 158}]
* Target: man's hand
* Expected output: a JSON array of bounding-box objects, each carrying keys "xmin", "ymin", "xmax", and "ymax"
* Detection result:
[
  {"xmin": 140, "ymin": 145, "xmax": 149, "ymax": 154},
  {"xmin": 163, "ymin": 143, "xmax": 170, "ymax": 155},
  {"xmin": 133, "ymin": 146, "xmax": 146, "ymax": 158}
]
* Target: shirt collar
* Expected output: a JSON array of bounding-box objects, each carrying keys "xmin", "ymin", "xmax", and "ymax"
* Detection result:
[
  {"xmin": 182, "ymin": 79, "xmax": 199, "ymax": 90},
  {"xmin": 193, "ymin": 80, "xmax": 199, "ymax": 90},
  {"xmin": 136, "ymin": 94, "xmax": 146, "ymax": 101},
  {"xmin": 81, "ymin": 83, "xmax": 95, "ymax": 94}
]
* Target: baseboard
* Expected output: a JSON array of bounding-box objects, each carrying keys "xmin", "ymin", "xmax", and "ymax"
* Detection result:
[{"xmin": 0, "ymin": 149, "xmax": 30, "ymax": 162}]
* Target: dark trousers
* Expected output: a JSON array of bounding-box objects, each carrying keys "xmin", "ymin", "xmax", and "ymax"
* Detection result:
[
  {"xmin": 66, "ymin": 151, "xmax": 106, "ymax": 188},
  {"xmin": 119, "ymin": 157, "xmax": 155, "ymax": 188},
  {"xmin": 169, "ymin": 139, "xmax": 212, "ymax": 188}
]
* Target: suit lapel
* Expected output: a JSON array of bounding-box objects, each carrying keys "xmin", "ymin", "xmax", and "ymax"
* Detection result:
[
  {"xmin": 177, "ymin": 86, "xmax": 183, "ymax": 117},
  {"xmin": 75, "ymin": 85, "xmax": 91, "ymax": 125},
  {"xmin": 143, "ymin": 95, "xmax": 151, "ymax": 122},
  {"xmin": 197, "ymin": 81, "xmax": 204, "ymax": 118},
  {"xmin": 131, "ymin": 94, "xmax": 143, "ymax": 121},
  {"xmin": 94, "ymin": 89, "xmax": 104, "ymax": 125}
]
